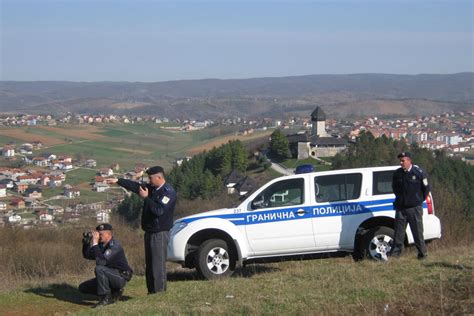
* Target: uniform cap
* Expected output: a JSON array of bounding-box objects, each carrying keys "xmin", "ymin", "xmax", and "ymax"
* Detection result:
[
  {"xmin": 146, "ymin": 166, "xmax": 164, "ymax": 176},
  {"xmin": 96, "ymin": 223, "xmax": 113, "ymax": 231},
  {"xmin": 397, "ymin": 152, "xmax": 412, "ymax": 159}
]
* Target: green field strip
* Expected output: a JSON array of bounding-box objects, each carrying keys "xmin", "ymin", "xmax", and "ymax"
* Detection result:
[
  {"xmin": 0, "ymin": 135, "xmax": 24, "ymax": 145},
  {"xmin": 23, "ymin": 127, "xmax": 85, "ymax": 141}
]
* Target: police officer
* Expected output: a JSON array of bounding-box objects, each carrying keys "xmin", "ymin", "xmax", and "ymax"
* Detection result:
[
  {"xmin": 79, "ymin": 223, "xmax": 133, "ymax": 307},
  {"xmin": 390, "ymin": 152, "xmax": 430, "ymax": 259},
  {"xmin": 108, "ymin": 166, "xmax": 176, "ymax": 294}
]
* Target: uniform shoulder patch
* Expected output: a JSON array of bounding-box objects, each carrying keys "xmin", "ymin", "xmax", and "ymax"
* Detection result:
[
  {"xmin": 161, "ymin": 196, "xmax": 170, "ymax": 204},
  {"xmin": 423, "ymin": 178, "xmax": 428, "ymax": 186}
]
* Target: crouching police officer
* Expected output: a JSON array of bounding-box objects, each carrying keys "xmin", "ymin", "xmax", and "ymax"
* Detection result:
[{"xmin": 79, "ymin": 223, "xmax": 133, "ymax": 307}]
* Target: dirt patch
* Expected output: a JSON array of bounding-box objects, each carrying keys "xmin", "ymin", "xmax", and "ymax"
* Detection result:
[
  {"xmin": 36, "ymin": 125, "xmax": 105, "ymax": 140},
  {"xmin": 111, "ymin": 147, "xmax": 153, "ymax": 155},
  {"xmin": 0, "ymin": 129, "xmax": 65, "ymax": 146},
  {"xmin": 186, "ymin": 131, "xmax": 272, "ymax": 156}
]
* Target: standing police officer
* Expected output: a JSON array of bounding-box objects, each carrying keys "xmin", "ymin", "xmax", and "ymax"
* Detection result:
[
  {"xmin": 108, "ymin": 166, "xmax": 176, "ymax": 294},
  {"xmin": 390, "ymin": 152, "xmax": 430, "ymax": 259},
  {"xmin": 79, "ymin": 223, "xmax": 133, "ymax": 307}
]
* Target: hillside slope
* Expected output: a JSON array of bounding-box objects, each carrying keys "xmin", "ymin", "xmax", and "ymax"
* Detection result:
[{"xmin": 1, "ymin": 73, "xmax": 473, "ymax": 119}]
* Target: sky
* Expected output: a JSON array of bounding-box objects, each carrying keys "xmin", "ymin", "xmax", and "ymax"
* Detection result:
[{"xmin": 1, "ymin": 0, "xmax": 473, "ymax": 82}]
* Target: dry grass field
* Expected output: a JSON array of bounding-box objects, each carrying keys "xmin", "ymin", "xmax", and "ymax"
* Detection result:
[
  {"xmin": 186, "ymin": 130, "xmax": 272, "ymax": 155},
  {"xmin": 0, "ymin": 221, "xmax": 472, "ymax": 315},
  {"xmin": 36, "ymin": 125, "xmax": 106, "ymax": 141},
  {"xmin": 0, "ymin": 245, "xmax": 471, "ymax": 315},
  {"xmin": 0, "ymin": 128, "xmax": 65, "ymax": 146}
]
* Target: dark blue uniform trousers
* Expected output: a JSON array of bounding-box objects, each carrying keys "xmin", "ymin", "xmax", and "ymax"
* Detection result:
[
  {"xmin": 144, "ymin": 231, "xmax": 169, "ymax": 293},
  {"xmin": 79, "ymin": 265, "xmax": 126, "ymax": 296},
  {"xmin": 392, "ymin": 205, "xmax": 427, "ymax": 256}
]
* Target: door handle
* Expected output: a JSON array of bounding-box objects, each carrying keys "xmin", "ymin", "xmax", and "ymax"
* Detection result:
[{"xmin": 295, "ymin": 209, "xmax": 308, "ymax": 216}]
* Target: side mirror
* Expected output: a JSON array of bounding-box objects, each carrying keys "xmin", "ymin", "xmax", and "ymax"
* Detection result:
[{"xmin": 251, "ymin": 196, "xmax": 265, "ymax": 209}]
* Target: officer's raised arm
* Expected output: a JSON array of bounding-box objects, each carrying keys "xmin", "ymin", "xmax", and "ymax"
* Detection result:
[{"xmin": 114, "ymin": 178, "xmax": 141, "ymax": 194}]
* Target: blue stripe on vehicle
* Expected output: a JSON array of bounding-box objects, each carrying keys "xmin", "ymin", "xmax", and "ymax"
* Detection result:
[{"xmin": 180, "ymin": 198, "xmax": 428, "ymax": 226}]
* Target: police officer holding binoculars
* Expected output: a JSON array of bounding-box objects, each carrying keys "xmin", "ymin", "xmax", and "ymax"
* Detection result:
[{"xmin": 79, "ymin": 223, "xmax": 133, "ymax": 308}]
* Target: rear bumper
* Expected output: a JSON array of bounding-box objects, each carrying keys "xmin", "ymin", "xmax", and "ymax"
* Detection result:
[{"xmin": 407, "ymin": 214, "xmax": 441, "ymax": 244}]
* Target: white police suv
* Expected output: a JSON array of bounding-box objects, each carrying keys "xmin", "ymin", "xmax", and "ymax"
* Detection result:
[{"xmin": 168, "ymin": 166, "xmax": 441, "ymax": 279}]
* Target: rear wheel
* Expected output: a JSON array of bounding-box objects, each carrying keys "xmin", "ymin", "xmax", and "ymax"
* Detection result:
[
  {"xmin": 361, "ymin": 226, "xmax": 394, "ymax": 261},
  {"xmin": 195, "ymin": 239, "xmax": 235, "ymax": 279}
]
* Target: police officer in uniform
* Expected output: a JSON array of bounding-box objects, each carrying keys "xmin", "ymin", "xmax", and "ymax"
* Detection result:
[
  {"xmin": 390, "ymin": 152, "xmax": 430, "ymax": 259},
  {"xmin": 108, "ymin": 166, "xmax": 176, "ymax": 294},
  {"xmin": 79, "ymin": 223, "xmax": 133, "ymax": 307}
]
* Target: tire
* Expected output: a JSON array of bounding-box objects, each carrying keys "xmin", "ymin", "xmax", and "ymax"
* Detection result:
[
  {"xmin": 361, "ymin": 226, "xmax": 394, "ymax": 261},
  {"xmin": 195, "ymin": 239, "xmax": 235, "ymax": 280}
]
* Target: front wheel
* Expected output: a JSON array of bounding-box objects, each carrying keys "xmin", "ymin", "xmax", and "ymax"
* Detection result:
[
  {"xmin": 362, "ymin": 226, "xmax": 394, "ymax": 261},
  {"xmin": 195, "ymin": 239, "xmax": 235, "ymax": 279}
]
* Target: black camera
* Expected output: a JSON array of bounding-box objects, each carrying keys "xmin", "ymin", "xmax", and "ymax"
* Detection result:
[{"xmin": 82, "ymin": 231, "xmax": 93, "ymax": 244}]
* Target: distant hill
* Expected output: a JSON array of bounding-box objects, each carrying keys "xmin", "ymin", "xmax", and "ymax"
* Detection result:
[{"xmin": 0, "ymin": 73, "xmax": 473, "ymax": 119}]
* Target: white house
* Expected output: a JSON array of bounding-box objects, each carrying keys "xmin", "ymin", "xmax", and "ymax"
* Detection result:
[
  {"xmin": 2, "ymin": 145, "xmax": 15, "ymax": 157},
  {"xmin": 39, "ymin": 213, "xmax": 54, "ymax": 222},
  {"xmin": 8, "ymin": 214, "xmax": 22, "ymax": 223},
  {"xmin": 94, "ymin": 183, "xmax": 110, "ymax": 192},
  {"xmin": 61, "ymin": 162, "xmax": 73, "ymax": 170},
  {"xmin": 85, "ymin": 159, "xmax": 97, "ymax": 167},
  {"xmin": 96, "ymin": 210, "xmax": 110, "ymax": 223},
  {"xmin": 64, "ymin": 185, "xmax": 80, "ymax": 198},
  {"xmin": 99, "ymin": 168, "xmax": 114, "ymax": 177}
]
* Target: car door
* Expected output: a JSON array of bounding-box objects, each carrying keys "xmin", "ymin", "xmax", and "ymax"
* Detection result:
[
  {"xmin": 311, "ymin": 172, "xmax": 364, "ymax": 250},
  {"xmin": 244, "ymin": 176, "xmax": 315, "ymax": 255}
]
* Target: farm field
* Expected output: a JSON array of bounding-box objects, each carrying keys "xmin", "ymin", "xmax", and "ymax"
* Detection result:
[{"xmin": 0, "ymin": 123, "xmax": 270, "ymax": 170}]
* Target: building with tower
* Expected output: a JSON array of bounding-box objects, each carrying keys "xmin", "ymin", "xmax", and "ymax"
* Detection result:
[
  {"xmin": 287, "ymin": 106, "xmax": 348, "ymax": 159},
  {"xmin": 311, "ymin": 106, "xmax": 328, "ymax": 137}
]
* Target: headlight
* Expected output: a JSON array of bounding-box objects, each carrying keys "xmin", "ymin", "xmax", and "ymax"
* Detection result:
[{"xmin": 170, "ymin": 221, "xmax": 187, "ymax": 236}]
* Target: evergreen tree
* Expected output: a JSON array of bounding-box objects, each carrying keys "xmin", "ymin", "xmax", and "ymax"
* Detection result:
[
  {"xmin": 230, "ymin": 140, "xmax": 249, "ymax": 173},
  {"xmin": 332, "ymin": 132, "xmax": 474, "ymax": 218},
  {"xmin": 269, "ymin": 129, "xmax": 291, "ymax": 160},
  {"xmin": 115, "ymin": 193, "xmax": 143, "ymax": 228},
  {"xmin": 169, "ymin": 140, "xmax": 249, "ymax": 200}
]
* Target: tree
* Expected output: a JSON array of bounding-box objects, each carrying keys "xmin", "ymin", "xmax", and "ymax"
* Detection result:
[
  {"xmin": 230, "ymin": 140, "xmax": 249, "ymax": 173},
  {"xmin": 269, "ymin": 129, "xmax": 291, "ymax": 161},
  {"xmin": 332, "ymin": 132, "xmax": 474, "ymax": 220},
  {"xmin": 115, "ymin": 193, "xmax": 143, "ymax": 228},
  {"xmin": 169, "ymin": 140, "xmax": 249, "ymax": 200}
]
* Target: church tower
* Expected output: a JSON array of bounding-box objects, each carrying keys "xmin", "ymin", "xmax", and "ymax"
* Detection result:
[{"xmin": 311, "ymin": 106, "xmax": 327, "ymax": 137}]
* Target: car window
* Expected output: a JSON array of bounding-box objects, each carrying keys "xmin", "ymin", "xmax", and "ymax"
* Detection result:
[
  {"xmin": 250, "ymin": 178, "xmax": 304, "ymax": 210},
  {"xmin": 373, "ymin": 170, "xmax": 394, "ymax": 195},
  {"xmin": 315, "ymin": 173, "xmax": 362, "ymax": 203}
]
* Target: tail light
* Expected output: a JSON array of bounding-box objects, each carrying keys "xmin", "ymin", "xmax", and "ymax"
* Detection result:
[{"xmin": 426, "ymin": 193, "xmax": 434, "ymax": 215}]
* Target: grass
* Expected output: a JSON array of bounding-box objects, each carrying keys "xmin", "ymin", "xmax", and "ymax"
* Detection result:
[
  {"xmin": 24, "ymin": 126, "xmax": 81, "ymax": 141},
  {"xmin": 41, "ymin": 187, "xmax": 64, "ymax": 199},
  {"xmin": 65, "ymin": 169, "xmax": 97, "ymax": 186},
  {"xmin": 0, "ymin": 134, "xmax": 23, "ymax": 144},
  {"xmin": 0, "ymin": 246, "xmax": 472, "ymax": 315}
]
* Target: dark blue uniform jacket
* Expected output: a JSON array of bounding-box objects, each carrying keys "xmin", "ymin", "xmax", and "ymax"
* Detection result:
[
  {"xmin": 82, "ymin": 238, "xmax": 132, "ymax": 273},
  {"xmin": 117, "ymin": 179, "xmax": 176, "ymax": 233},
  {"xmin": 392, "ymin": 165, "xmax": 430, "ymax": 209}
]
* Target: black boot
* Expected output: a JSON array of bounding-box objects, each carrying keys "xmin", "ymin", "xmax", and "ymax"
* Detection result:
[
  {"xmin": 93, "ymin": 294, "xmax": 113, "ymax": 308},
  {"xmin": 111, "ymin": 288, "xmax": 124, "ymax": 302}
]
